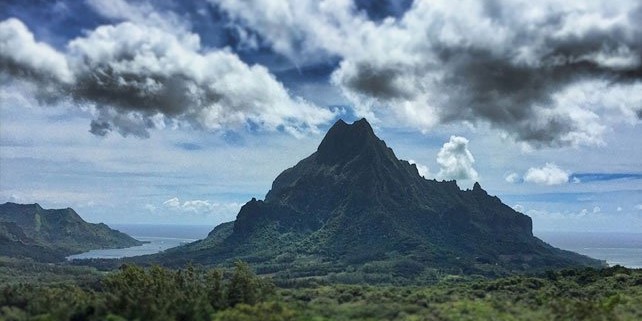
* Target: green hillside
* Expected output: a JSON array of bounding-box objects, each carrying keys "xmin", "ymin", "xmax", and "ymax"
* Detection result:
[{"xmin": 0, "ymin": 202, "xmax": 142, "ymax": 262}]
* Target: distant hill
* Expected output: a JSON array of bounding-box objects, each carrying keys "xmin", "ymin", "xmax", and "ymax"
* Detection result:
[
  {"xmin": 0, "ymin": 202, "xmax": 142, "ymax": 262},
  {"xmin": 151, "ymin": 118, "xmax": 602, "ymax": 281}
]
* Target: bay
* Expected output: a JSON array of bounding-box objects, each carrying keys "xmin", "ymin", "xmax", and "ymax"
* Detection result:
[{"xmin": 67, "ymin": 224, "xmax": 214, "ymax": 260}]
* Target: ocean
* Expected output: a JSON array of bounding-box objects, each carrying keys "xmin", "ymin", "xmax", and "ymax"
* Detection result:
[
  {"xmin": 68, "ymin": 225, "xmax": 642, "ymax": 269},
  {"xmin": 535, "ymin": 231, "xmax": 642, "ymax": 269}
]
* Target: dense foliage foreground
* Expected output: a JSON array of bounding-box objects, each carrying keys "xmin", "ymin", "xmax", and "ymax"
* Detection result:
[{"xmin": 0, "ymin": 260, "xmax": 640, "ymax": 321}]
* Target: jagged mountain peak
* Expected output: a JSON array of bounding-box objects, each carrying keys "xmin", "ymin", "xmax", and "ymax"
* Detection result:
[
  {"xmin": 316, "ymin": 118, "xmax": 389, "ymax": 165},
  {"xmin": 323, "ymin": 118, "xmax": 375, "ymax": 137},
  {"xmin": 155, "ymin": 119, "xmax": 602, "ymax": 276},
  {"xmin": 472, "ymin": 181, "xmax": 487, "ymax": 193},
  {"xmin": 264, "ymin": 118, "xmax": 420, "ymax": 209}
]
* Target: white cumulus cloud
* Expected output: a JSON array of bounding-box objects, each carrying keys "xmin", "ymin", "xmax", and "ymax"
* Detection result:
[
  {"xmin": 163, "ymin": 197, "xmax": 241, "ymax": 217},
  {"xmin": 505, "ymin": 172, "xmax": 521, "ymax": 183},
  {"xmin": 0, "ymin": 18, "xmax": 73, "ymax": 84},
  {"xmin": 162, "ymin": 197, "xmax": 181, "ymax": 208},
  {"xmin": 0, "ymin": 17, "xmax": 336, "ymax": 138},
  {"xmin": 523, "ymin": 163, "xmax": 570, "ymax": 186},
  {"xmin": 435, "ymin": 136, "xmax": 479, "ymax": 181}
]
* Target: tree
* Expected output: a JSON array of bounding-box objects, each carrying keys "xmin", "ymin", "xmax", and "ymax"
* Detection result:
[
  {"xmin": 208, "ymin": 269, "xmax": 226, "ymax": 310},
  {"xmin": 227, "ymin": 261, "xmax": 259, "ymax": 306}
]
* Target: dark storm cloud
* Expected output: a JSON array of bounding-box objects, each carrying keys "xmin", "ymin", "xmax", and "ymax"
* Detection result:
[
  {"xmin": 0, "ymin": 16, "xmax": 335, "ymax": 138},
  {"xmin": 0, "ymin": 57, "xmax": 59, "ymax": 84},
  {"xmin": 431, "ymin": 47, "xmax": 638, "ymax": 145},
  {"xmin": 212, "ymin": 0, "xmax": 642, "ymax": 146},
  {"xmin": 342, "ymin": 63, "xmax": 415, "ymax": 100},
  {"xmin": 72, "ymin": 70, "xmax": 201, "ymax": 118},
  {"xmin": 332, "ymin": 1, "xmax": 642, "ymax": 147},
  {"xmin": 89, "ymin": 120, "xmax": 112, "ymax": 137}
]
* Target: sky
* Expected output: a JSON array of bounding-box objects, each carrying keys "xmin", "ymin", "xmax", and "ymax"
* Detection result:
[{"xmin": 0, "ymin": 0, "xmax": 640, "ymax": 232}]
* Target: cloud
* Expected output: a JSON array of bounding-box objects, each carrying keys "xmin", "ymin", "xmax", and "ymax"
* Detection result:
[
  {"xmin": 182, "ymin": 200, "xmax": 216, "ymax": 213},
  {"xmin": 636, "ymin": 204, "xmax": 642, "ymax": 210},
  {"xmin": 144, "ymin": 203, "xmax": 157, "ymax": 212},
  {"xmin": 215, "ymin": 0, "xmax": 642, "ymax": 147},
  {"xmin": 1, "ymin": 188, "xmax": 104, "ymax": 208},
  {"xmin": 211, "ymin": 0, "xmax": 361, "ymax": 64},
  {"xmin": 578, "ymin": 208, "xmax": 589, "ymax": 217},
  {"xmin": 0, "ymin": 18, "xmax": 335, "ymax": 138},
  {"xmin": 163, "ymin": 197, "xmax": 181, "ymax": 208},
  {"xmin": 570, "ymin": 172, "xmax": 642, "ymax": 182},
  {"xmin": 435, "ymin": 136, "xmax": 479, "ymax": 181},
  {"xmin": 509, "ymin": 167, "xmax": 641, "ymax": 187},
  {"xmin": 163, "ymin": 197, "xmax": 241, "ymax": 217},
  {"xmin": 505, "ymin": 172, "xmax": 521, "ymax": 183},
  {"xmin": 524, "ymin": 206, "xmax": 599, "ymax": 221},
  {"xmin": 523, "ymin": 163, "xmax": 570, "ymax": 186},
  {"xmin": 512, "ymin": 204, "xmax": 525, "ymax": 212},
  {"xmin": 0, "ymin": 18, "xmax": 73, "ymax": 84},
  {"xmin": 518, "ymin": 203, "xmax": 642, "ymax": 232},
  {"xmin": 85, "ymin": 0, "xmax": 187, "ymax": 32}
]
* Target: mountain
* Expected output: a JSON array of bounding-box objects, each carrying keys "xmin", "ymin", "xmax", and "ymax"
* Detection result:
[
  {"xmin": 0, "ymin": 202, "xmax": 142, "ymax": 262},
  {"xmin": 153, "ymin": 119, "xmax": 601, "ymax": 281}
]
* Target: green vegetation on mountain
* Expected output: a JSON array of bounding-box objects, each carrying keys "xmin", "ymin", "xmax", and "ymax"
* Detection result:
[
  {"xmin": 0, "ymin": 202, "xmax": 142, "ymax": 262},
  {"xmin": 0, "ymin": 263, "xmax": 640, "ymax": 321},
  {"xmin": 149, "ymin": 119, "xmax": 601, "ymax": 280}
]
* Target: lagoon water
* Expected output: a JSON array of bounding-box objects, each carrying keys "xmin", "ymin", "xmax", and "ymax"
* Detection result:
[
  {"xmin": 67, "ymin": 224, "xmax": 214, "ymax": 260},
  {"xmin": 69, "ymin": 225, "xmax": 642, "ymax": 269}
]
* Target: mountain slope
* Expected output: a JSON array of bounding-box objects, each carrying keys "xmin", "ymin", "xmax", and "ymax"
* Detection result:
[
  {"xmin": 154, "ymin": 119, "xmax": 601, "ymax": 279},
  {"xmin": 0, "ymin": 202, "xmax": 142, "ymax": 262}
]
